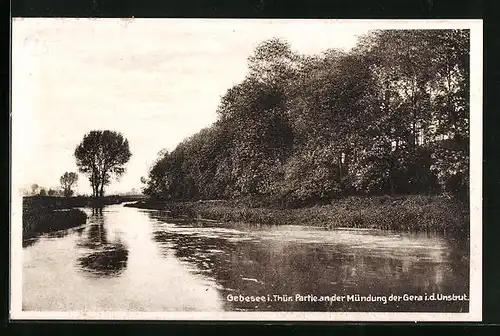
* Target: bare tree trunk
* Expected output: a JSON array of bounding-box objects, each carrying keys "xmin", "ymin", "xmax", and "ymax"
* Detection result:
[
  {"xmin": 99, "ymin": 169, "xmax": 107, "ymax": 198},
  {"xmin": 99, "ymin": 171, "xmax": 105, "ymax": 197}
]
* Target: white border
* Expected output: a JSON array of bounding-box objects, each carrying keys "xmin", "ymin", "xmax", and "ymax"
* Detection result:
[{"xmin": 10, "ymin": 19, "xmax": 483, "ymax": 322}]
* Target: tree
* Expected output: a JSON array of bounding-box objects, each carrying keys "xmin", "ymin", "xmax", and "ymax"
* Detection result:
[
  {"xmin": 60, "ymin": 172, "xmax": 78, "ymax": 197},
  {"xmin": 353, "ymin": 29, "xmax": 469, "ymax": 194},
  {"xmin": 143, "ymin": 31, "xmax": 469, "ymax": 203},
  {"xmin": 74, "ymin": 130, "xmax": 132, "ymax": 198},
  {"xmin": 39, "ymin": 188, "xmax": 47, "ymax": 196},
  {"xmin": 31, "ymin": 184, "xmax": 39, "ymax": 196},
  {"xmin": 47, "ymin": 188, "xmax": 57, "ymax": 196}
]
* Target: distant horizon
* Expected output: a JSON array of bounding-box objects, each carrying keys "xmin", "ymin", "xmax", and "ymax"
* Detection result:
[
  {"xmin": 18, "ymin": 186, "xmax": 145, "ymax": 197},
  {"xmin": 12, "ymin": 18, "xmax": 371, "ymax": 195}
]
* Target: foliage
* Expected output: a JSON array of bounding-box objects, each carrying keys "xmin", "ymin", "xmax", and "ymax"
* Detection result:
[
  {"xmin": 74, "ymin": 130, "xmax": 131, "ymax": 198},
  {"xmin": 60, "ymin": 172, "xmax": 78, "ymax": 197},
  {"xmin": 143, "ymin": 30, "xmax": 469, "ymax": 203},
  {"xmin": 31, "ymin": 184, "xmax": 39, "ymax": 195}
]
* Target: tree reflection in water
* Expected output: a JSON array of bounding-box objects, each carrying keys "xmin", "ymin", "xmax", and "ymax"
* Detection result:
[
  {"xmin": 45, "ymin": 229, "xmax": 71, "ymax": 239},
  {"xmin": 23, "ymin": 223, "xmax": 86, "ymax": 248},
  {"xmin": 77, "ymin": 207, "xmax": 129, "ymax": 277},
  {"xmin": 149, "ymin": 213, "xmax": 469, "ymax": 312},
  {"xmin": 75, "ymin": 226, "xmax": 85, "ymax": 236}
]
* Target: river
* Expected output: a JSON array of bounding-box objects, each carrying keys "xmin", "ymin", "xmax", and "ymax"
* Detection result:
[{"xmin": 22, "ymin": 203, "xmax": 469, "ymax": 312}]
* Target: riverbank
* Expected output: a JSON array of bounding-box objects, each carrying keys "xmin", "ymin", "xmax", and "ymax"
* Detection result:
[
  {"xmin": 23, "ymin": 206, "xmax": 87, "ymax": 241},
  {"xmin": 21, "ymin": 195, "xmax": 136, "ymax": 242},
  {"xmin": 23, "ymin": 195, "xmax": 144, "ymax": 210},
  {"xmin": 125, "ymin": 195, "xmax": 469, "ymax": 236}
]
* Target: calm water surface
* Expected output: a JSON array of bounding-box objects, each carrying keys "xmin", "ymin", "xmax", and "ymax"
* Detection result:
[{"xmin": 22, "ymin": 204, "xmax": 469, "ymax": 312}]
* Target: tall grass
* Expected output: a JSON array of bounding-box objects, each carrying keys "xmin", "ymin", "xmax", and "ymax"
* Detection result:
[
  {"xmin": 22, "ymin": 197, "xmax": 88, "ymax": 241},
  {"xmin": 22, "ymin": 195, "xmax": 137, "ymax": 209},
  {"xmin": 126, "ymin": 195, "xmax": 469, "ymax": 236}
]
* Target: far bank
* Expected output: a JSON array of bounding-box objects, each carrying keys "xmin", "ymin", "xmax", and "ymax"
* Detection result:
[
  {"xmin": 125, "ymin": 194, "xmax": 469, "ymax": 236},
  {"xmin": 22, "ymin": 195, "xmax": 146, "ymax": 243}
]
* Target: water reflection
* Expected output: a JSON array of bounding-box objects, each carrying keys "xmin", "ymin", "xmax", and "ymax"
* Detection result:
[
  {"xmin": 22, "ymin": 236, "xmax": 40, "ymax": 248},
  {"xmin": 149, "ymin": 213, "xmax": 469, "ymax": 312},
  {"xmin": 77, "ymin": 208, "xmax": 129, "ymax": 277},
  {"xmin": 24, "ymin": 225, "xmax": 86, "ymax": 247},
  {"xmin": 75, "ymin": 226, "xmax": 85, "ymax": 236},
  {"xmin": 45, "ymin": 229, "xmax": 71, "ymax": 239},
  {"xmin": 23, "ymin": 205, "xmax": 224, "ymax": 311},
  {"xmin": 22, "ymin": 204, "xmax": 468, "ymax": 312}
]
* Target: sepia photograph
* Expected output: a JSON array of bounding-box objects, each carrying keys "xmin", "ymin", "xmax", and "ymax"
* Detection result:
[{"xmin": 10, "ymin": 19, "xmax": 482, "ymax": 321}]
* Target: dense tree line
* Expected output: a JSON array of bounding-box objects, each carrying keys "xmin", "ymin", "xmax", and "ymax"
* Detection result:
[{"xmin": 143, "ymin": 30, "xmax": 469, "ymax": 206}]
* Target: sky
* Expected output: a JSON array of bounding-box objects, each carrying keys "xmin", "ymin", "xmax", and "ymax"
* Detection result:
[{"xmin": 12, "ymin": 19, "xmax": 375, "ymax": 195}]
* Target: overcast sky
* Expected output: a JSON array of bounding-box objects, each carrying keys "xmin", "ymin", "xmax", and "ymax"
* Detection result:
[
  {"xmin": 11, "ymin": 19, "xmax": 481, "ymax": 195},
  {"xmin": 12, "ymin": 18, "xmax": 374, "ymax": 195}
]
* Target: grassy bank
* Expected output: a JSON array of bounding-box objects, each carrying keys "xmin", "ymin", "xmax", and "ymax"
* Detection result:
[
  {"xmin": 22, "ymin": 195, "xmax": 148, "ymax": 242},
  {"xmin": 125, "ymin": 195, "xmax": 469, "ymax": 236},
  {"xmin": 23, "ymin": 208, "xmax": 87, "ymax": 238},
  {"xmin": 22, "ymin": 196, "xmax": 95, "ymax": 242},
  {"xmin": 23, "ymin": 195, "xmax": 144, "ymax": 210}
]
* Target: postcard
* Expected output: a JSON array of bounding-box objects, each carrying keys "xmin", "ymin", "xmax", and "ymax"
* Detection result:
[{"xmin": 10, "ymin": 18, "xmax": 482, "ymax": 321}]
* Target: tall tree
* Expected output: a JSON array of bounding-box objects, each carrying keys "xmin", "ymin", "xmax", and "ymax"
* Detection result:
[
  {"xmin": 74, "ymin": 130, "xmax": 132, "ymax": 198},
  {"xmin": 144, "ymin": 30, "xmax": 469, "ymax": 203},
  {"xmin": 60, "ymin": 172, "xmax": 79, "ymax": 197}
]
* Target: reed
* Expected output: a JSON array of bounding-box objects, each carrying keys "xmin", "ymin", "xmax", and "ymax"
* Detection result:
[
  {"xmin": 126, "ymin": 195, "xmax": 469, "ymax": 236},
  {"xmin": 22, "ymin": 197, "xmax": 88, "ymax": 240}
]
